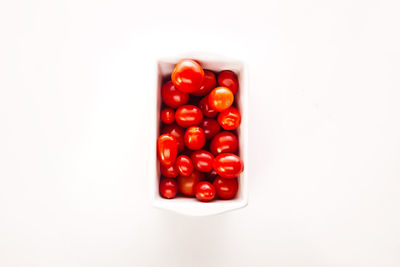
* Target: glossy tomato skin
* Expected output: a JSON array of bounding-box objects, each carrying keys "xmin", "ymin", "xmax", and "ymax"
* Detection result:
[
  {"xmin": 195, "ymin": 181, "xmax": 216, "ymax": 202},
  {"xmin": 191, "ymin": 150, "xmax": 214, "ymax": 172},
  {"xmin": 171, "ymin": 59, "xmax": 204, "ymax": 93},
  {"xmin": 199, "ymin": 96, "xmax": 218, "ymax": 118},
  {"xmin": 177, "ymin": 171, "xmax": 203, "ymax": 196},
  {"xmin": 217, "ymin": 70, "xmax": 238, "ymax": 94},
  {"xmin": 160, "ymin": 163, "xmax": 179, "ymax": 178},
  {"xmin": 161, "ymin": 81, "xmax": 189, "ymax": 108},
  {"xmin": 175, "ymin": 105, "xmax": 203, "ymax": 128},
  {"xmin": 157, "ymin": 134, "xmax": 177, "ymax": 166},
  {"xmin": 160, "ymin": 108, "xmax": 175, "ymax": 124},
  {"xmin": 213, "ymin": 177, "xmax": 238, "ymax": 199},
  {"xmin": 161, "ymin": 124, "xmax": 185, "ymax": 153},
  {"xmin": 210, "ymin": 131, "xmax": 238, "ymax": 155},
  {"xmin": 217, "ymin": 107, "xmax": 241, "ymax": 130},
  {"xmin": 160, "ymin": 178, "xmax": 178, "ymax": 199},
  {"xmin": 192, "ymin": 70, "xmax": 217, "ymax": 96},
  {"xmin": 175, "ymin": 155, "xmax": 194, "ymax": 177},
  {"xmin": 208, "ymin": 87, "xmax": 234, "ymax": 112},
  {"xmin": 200, "ymin": 118, "xmax": 221, "ymax": 140},
  {"xmin": 184, "ymin": 126, "xmax": 206, "ymax": 150},
  {"xmin": 213, "ymin": 153, "xmax": 243, "ymax": 179}
]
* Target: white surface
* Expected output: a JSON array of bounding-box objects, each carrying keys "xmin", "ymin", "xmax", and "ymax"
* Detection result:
[
  {"xmin": 154, "ymin": 54, "xmax": 248, "ymax": 216},
  {"xmin": 0, "ymin": 0, "xmax": 399, "ymax": 266}
]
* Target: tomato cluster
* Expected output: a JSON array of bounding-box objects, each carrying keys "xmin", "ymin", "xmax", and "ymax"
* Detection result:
[{"xmin": 158, "ymin": 59, "xmax": 243, "ymax": 202}]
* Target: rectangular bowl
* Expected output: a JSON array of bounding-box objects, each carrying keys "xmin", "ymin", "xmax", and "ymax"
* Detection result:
[{"xmin": 152, "ymin": 53, "xmax": 248, "ymax": 216}]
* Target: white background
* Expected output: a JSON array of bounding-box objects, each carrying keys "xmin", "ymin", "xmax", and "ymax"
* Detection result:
[{"xmin": 1, "ymin": 0, "xmax": 400, "ymax": 266}]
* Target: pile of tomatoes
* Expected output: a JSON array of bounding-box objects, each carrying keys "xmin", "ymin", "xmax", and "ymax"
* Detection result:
[{"xmin": 157, "ymin": 59, "xmax": 243, "ymax": 202}]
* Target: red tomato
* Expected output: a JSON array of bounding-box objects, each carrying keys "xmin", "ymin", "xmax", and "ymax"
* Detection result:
[
  {"xmin": 210, "ymin": 131, "xmax": 238, "ymax": 155},
  {"xmin": 200, "ymin": 118, "xmax": 221, "ymax": 140},
  {"xmin": 184, "ymin": 126, "xmax": 206, "ymax": 150},
  {"xmin": 178, "ymin": 171, "xmax": 203, "ymax": 196},
  {"xmin": 213, "ymin": 177, "xmax": 238, "ymax": 199},
  {"xmin": 208, "ymin": 87, "xmax": 234, "ymax": 112},
  {"xmin": 175, "ymin": 155, "xmax": 194, "ymax": 177},
  {"xmin": 161, "ymin": 81, "xmax": 189, "ymax": 108},
  {"xmin": 161, "ymin": 124, "xmax": 184, "ymax": 153},
  {"xmin": 192, "ymin": 70, "xmax": 217, "ymax": 96},
  {"xmin": 217, "ymin": 70, "xmax": 238, "ymax": 94},
  {"xmin": 157, "ymin": 134, "xmax": 177, "ymax": 166},
  {"xmin": 175, "ymin": 105, "xmax": 203, "ymax": 128},
  {"xmin": 159, "ymin": 178, "xmax": 178, "ymax": 199},
  {"xmin": 160, "ymin": 108, "xmax": 175, "ymax": 124},
  {"xmin": 195, "ymin": 181, "xmax": 216, "ymax": 202},
  {"xmin": 160, "ymin": 164, "xmax": 179, "ymax": 178},
  {"xmin": 171, "ymin": 59, "xmax": 204, "ymax": 93},
  {"xmin": 191, "ymin": 150, "xmax": 214, "ymax": 172},
  {"xmin": 213, "ymin": 153, "xmax": 243, "ymax": 179},
  {"xmin": 199, "ymin": 96, "xmax": 218, "ymax": 118},
  {"xmin": 217, "ymin": 107, "xmax": 241, "ymax": 130}
]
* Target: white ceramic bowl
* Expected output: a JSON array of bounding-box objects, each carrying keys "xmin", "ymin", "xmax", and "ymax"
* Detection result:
[{"xmin": 152, "ymin": 53, "xmax": 248, "ymax": 216}]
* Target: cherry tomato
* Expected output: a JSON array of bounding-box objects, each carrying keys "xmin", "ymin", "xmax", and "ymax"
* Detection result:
[
  {"xmin": 178, "ymin": 171, "xmax": 203, "ymax": 196},
  {"xmin": 159, "ymin": 178, "xmax": 178, "ymax": 199},
  {"xmin": 161, "ymin": 81, "xmax": 189, "ymax": 108},
  {"xmin": 191, "ymin": 150, "xmax": 214, "ymax": 172},
  {"xmin": 171, "ymin": 59, "xmax": 204, "ymax": 93},
  {"xmin": 217, "ymin": 107, "xmax": 241, "ymax": 130},
  {"xmin": 175, "ymin": 105, "xmax": 203, "ymax": 128},
  {"xmin": 213, "ymin": 153, "xmax": 243, "ymax": 179},
  {"xmin": 217, "ymin": 70, "xmax": 238, "ymax": 94},
  {"xmin": 175, "ymin": 155, "xmax": 193, "ymax": 177},
  {"xmin": 160, "ymin": 108, "xmax": 175, "ymax": 124},
  {"xmin": 160, "ymin": 163, "xmax": 179, "ymax": 178},
  {"xmin": 208, "ymin": 87, "xmax": 234, "ymax": 112},
  {"xmin": 157, "ymin": 134, "xmax": 177, "ymax": 166},
  {"xmin": 161, "ymin": 124, "xmax": 184, "ymax": 153},
  {"xmin": 213, "ymin": 177, "xmax": 238, "ymax": 199},
  {"xmin": 200, "ymin": 118, "xmax": 221, "ymax": 140},
  {"xmin": 192, "ymin": 70, "xmax": 217, "ymax": 96},
  {"xmin": 195, "ymin": 181, "xmax": 216, "ymax": 202},
  {"xmin": 199, "ymin": 96, "xmax": 218, "ymax": 118},
  {"xmin": 184, "ymin": 126, "xmax": 206, "ymax": 150},
  {"xmin": 210, "ymin": 131, "xmax": 238, "ymax": 155}
]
